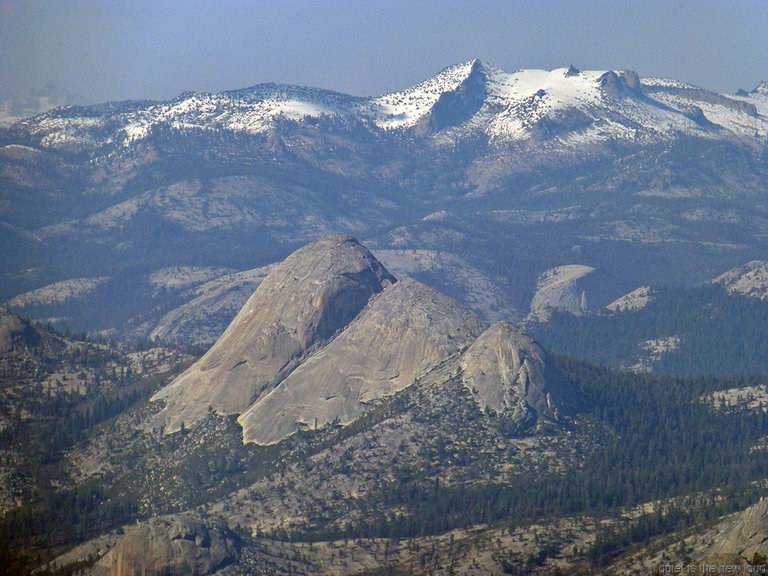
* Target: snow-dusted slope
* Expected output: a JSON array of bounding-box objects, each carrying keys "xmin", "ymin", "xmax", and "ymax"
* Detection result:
[
  {"xmin": 476, "ymin": 64, "xmax": 766, "ymax": 144},
  {"xmin": 14, "ymin": 60, "xmax": 768, "ymax": 151},
  {"xmin": 121, "ymin": 85, "xmax": 369, "ymax": 142},
  {"xmin": 368, "ymin": 60, "xmax": 479, "ymax": 128}
]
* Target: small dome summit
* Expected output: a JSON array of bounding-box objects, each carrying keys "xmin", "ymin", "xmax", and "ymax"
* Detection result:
[{"xmin": 459, "ymin": 322, "xmax": 586, "ymax": 427}]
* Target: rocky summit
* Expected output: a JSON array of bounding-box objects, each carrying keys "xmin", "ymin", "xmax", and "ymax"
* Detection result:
[
  {"xmin": 151, "ymin": 233, "xmax": 394, "ymax": 434},
  {"xmin": 459, "ymin": 321, "xmax": 582, "ymax": 425}
]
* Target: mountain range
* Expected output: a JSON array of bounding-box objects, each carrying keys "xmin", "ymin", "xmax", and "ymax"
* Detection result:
[
  {"xmin": 4, "ymin": 60, "xmax": 768, "ymax": 573},
  {"xmin": 2, "ymin": 59, "xmax": 768, "ymax": 353},
  {"xmin": 8, "ymin": 60, "xmax": 768, "ymax": 145},
  {"xmin": 2, "ymin": 233, "xmax": 768, "ymax": 575}
]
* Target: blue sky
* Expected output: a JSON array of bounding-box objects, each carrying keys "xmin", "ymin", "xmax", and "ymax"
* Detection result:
[{"xmin": 1, "ymin": 0, "xmax": 767, "ymax": 103}]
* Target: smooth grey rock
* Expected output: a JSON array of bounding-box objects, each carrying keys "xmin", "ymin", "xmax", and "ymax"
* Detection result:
[
  {"xmin": 238, "ymin": 277, "xmax": 487, "ymax": 445},
  {"xmin": 705, "ymin": 497, "xmax": 768, "ymax": 560},
  {"xmin": 152, "ymin": 234, "xmax": 394, "ymax": 434},
  {"xmin": 460, "ymin": 322, "xmax": 578, "ymax": 424}
]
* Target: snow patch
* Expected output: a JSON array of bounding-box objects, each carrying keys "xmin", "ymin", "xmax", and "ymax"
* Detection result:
[{"xmin": 19, "ymin": 60, "xmax": 768, "ymax": 150}]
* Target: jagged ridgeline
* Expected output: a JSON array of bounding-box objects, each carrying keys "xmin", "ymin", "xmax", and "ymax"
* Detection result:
[{"xmin": 3, "ymin": 234, "xmax": 768, "ymax": 576}]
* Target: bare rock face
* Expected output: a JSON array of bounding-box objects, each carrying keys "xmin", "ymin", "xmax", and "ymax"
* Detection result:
[
  {"xmin": 152, "ymin": 234, "xmax": 395, "ymax": 433},
  {"xmin": 238, "ymin": 277, "xmax": 487, "ymax": 445},
  {"xmin": 459, "ymin": 322, "xmax": 577, "ymax": 425},
  {"xmin": 88, "ymin": 514, "xmax": 239, "ymax": 576},
  {"xmin": 425, "ymin": 59, "xmax": 487, "ymax": 133},
  {"xmin": 622, "ymin": 70, "xmax": 642, "ymax": 92},
  {"xmin": 527, "ymin": 264, "xmax": 594, "ymax": 322},
  {"xmin": 704, "ymin": 497, "xmax": 768, "ymax": 560},
  {"xmin": 606, "ymin": 286, "xmax": 657, "ymax": 312},
  {"xmin": 712, "ymin": 260, "xmax": 768, "ymax": 301},
  {"xmin": 0, "ymin": 307, "xmax": 26, "ymax": 354}
]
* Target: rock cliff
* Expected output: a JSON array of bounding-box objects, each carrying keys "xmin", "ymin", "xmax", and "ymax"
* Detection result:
[
  {"xmin": 152, "ymin": 234, "xmax": 394, "ymax": 433},
  {"xmin": 238, "ymin": 277, "xmax": 487, "ymax": 444}
]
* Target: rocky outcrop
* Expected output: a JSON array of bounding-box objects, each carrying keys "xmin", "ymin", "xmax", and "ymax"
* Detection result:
[
  {"xmin": 621, "ymin": 70, "xmax": 642, "ymax": 92},
  {"xmin": 606, "ymin": 286, "xmax": 657, "ymax": 312},
  {"xmin": 704, "ymin": 498, "xmax": 768, "ymax": 561},
  {"xmin": 712, "ymin": 260, "xmax": 768, "ymax": 301},
  {"xmin": 564, "ymin": 65, "xmax": 580, "ymax": 77},
  {"xmin": 238, "ymin": 278, "xmax": 487, "ymax": 445},
  {"xmin": 599, "ymin": 71, "xmax": 622, "ymax": 100},
  {"xmin": 89, "ymin": 514, "xmax": 239, "ymax": 576},
  {"xmin": 0, "ymin": 307, "xmax": 26, "ymax": 354},
  {"xmin": 527, "ymin": 265, "xmax": 594, "ymax": 322},
  {"xmin": 151, "ymin": 234, "xmax": 395, "ymax": 433},
  {"xmin": 754, "ymin": 81, "xmax": 768, "ymax": 97},
  {"xmin": 460, "ymin": 322, "xmax": 580, "ymax": 426},
  {"xmin": 681, "ymin": 105, "xmax": 720, "ymax": 129}
]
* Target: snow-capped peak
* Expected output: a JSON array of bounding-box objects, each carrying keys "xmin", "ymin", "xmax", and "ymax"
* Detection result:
[{"xmin": 369, "ymin": 59, "xmax": 483, "ymax": 129}]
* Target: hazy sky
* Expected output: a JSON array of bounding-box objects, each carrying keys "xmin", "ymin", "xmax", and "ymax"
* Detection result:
[{"xmin": 2, "ymin": 0, "xmax": 767, "ymax": 103}]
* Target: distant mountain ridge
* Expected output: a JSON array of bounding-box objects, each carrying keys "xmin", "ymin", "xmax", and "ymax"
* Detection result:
[
  {"xmin": 3, "ymin": 59, "xmax": 768, "ymax": 343},
  {"xmin": 10, "ymin": 59, "xmax": 768, "ymax": 150}
]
